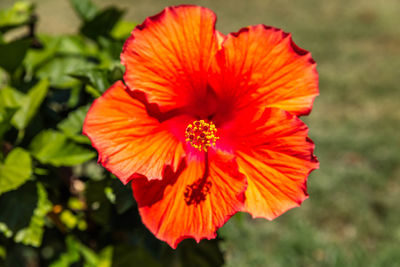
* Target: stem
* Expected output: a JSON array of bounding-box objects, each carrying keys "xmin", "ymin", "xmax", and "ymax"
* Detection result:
[{"xmin": 15, "ymin": 129, "xmax": 25, "ymax": 145}]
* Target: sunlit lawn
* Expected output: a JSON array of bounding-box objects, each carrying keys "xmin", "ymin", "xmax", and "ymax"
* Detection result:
[{"xmin": 2, "ymin": 0, "xmax": 399, "ymax": 265}]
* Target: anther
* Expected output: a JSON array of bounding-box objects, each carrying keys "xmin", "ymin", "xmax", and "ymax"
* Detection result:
[{"xmin": 185, "ymin": 120, "xmax": 219, "ymax": 152}]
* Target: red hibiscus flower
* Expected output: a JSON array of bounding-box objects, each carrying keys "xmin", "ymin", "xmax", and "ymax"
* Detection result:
[{"xmin": 83, "ymin": 5, "xmax": 319, "ymax": 248}]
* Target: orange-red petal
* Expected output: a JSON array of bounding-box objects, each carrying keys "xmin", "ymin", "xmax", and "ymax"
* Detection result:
[
  {"xmin": 131, "ymin": 152, "xmax": 246, "ymax": 248},
  {"xmin": 211, "ymin": 25, "xmax": 319, "ymax": 116},
  {"xmin": 83, "ymin": 81, "xmax": 184, "ymax": 183},
  {"xmin": 228, "ymin": 107, "xmax": 318, "ymax": 219},
  {"xmin": 121, "ymin": 5, "xmax": 221, "ymax": 112}
]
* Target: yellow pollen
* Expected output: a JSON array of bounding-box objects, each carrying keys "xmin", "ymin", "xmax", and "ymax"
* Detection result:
[{"xmin": 185, "ymin": 120, "xmax": 219, "ymax": 152}]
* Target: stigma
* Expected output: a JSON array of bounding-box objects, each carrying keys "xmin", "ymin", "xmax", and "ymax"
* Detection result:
[{"xmin": 185, "ymin": 120, "xmax": 219, "ymax": 152}]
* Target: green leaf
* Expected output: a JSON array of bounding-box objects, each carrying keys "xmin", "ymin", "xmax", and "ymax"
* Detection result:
[
  {"xmin": 25, "ymin": 35, "xmax": 98, "ymax": 87},
  {"xmin": 14, "ymin": 183, "xmax": 52, "ymax": 247},
  {"xmin": 51, "ymin": 236, "xmax": 111, "ymax": 267},
  {"xmin": 85, "ymin": 84, "xmax": 102, "ymax": 98},
  {"xmin": 24, "ymin": 35, "xmax": 97, "ymax": 78},
  {"xmin": 37, "ymin": 56, "xmax": 95, "ymax": 89},
  {"xmin": 57, "ymin": 105, "xmax": 90, "ymax": 144},
  {"xmin": 98, "ymin": 37, "xmax": 124, "ymax": 61},
  {"xmin": 69, "ymin": 0, "xmax": 98, "ymax": 21},
  {"xmin": 29, "ymin": 130, "xmax": 96, "ymax": 166},
  {"xmin": 0, "ymin": 148, "xmax": 32, "ymax": 195},
  {"xmin": 113, "ymin": 245, "xmax": 161, "ymax": 267},
  {"xmin": 11, "ymin": 79, "xmax": 49, "ymax": 130},
  {"xmin": 79, "ymin": 242, "xmax": 100, "ymax": 266},
  {"xmin": 0, "ymin": 87, "xmax": 23, "ymax": 138},
  {"xmin": 23, "ymin": 35, "xmax": 60, "ymax": 77},
  {"xmin": 109, "ymin": 65, "xmax": 124, "ymax": 83},
  {"xmin": 176, "ymin": 239, "xmax": 224, "ymax": 267},
  {"xmin": 55, "ymin": 35, "xmax": 97, "ymax": 55},
  {"xmin": 112, "ymin": 180, "xmax": 134, "ymax": 214},
  {"xmin": 0, "ymin": 181, "xmax": 38, "ymax": 232},
  {"xmin": 97, "ymin": 246, "xmax": 113, "ymax": 267},
  {"xmin": 0, "ymin": 222, "xmax": 12, "ymax": 238},
  {"xmin": 50, "ymin": 236, "xmax": 81, "ymax": 267},
  {"xmin": 110, "ymin": 21, "xmax": 136, "ymax": 39},
  {"xmin": 70, "ymin": 68, "xmax": 111, "ymax": 93},
  {"xmin": 0, "ymin": 86, "xmax": 23, "ymax": 108},
  {"xmin": 80, "ymin": 7, "xmax": 124, "ymax": 40},
  {"xmin": 104, "ymin": 186, "xmax": 115, "ymax": 204},
  {"xmin": 0, "ymin": 1, "xmax": 34, "ymax": 33},
  {"xmin": 0, "ymin": 38, "xmax": 32, "ymax": 74},
  {"xmin": 0, "ymin": 108, "xmax": 16, "ymax": 138},
  {"xmin": 0, "ymin": 245, "xmax": 5, "ymax": 260}
]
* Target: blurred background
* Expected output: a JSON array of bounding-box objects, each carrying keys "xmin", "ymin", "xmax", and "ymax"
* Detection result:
[{"xmin": 0, "ymin": 0, "xmax": 399, "ymax": 266}]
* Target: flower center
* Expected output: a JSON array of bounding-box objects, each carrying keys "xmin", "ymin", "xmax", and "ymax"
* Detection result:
[{"xmin": 185, "ymin": 120, "xmax": 219, "ymax": 152}]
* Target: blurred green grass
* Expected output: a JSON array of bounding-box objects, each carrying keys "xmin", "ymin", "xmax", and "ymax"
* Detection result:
[{"xmin": 2, "ymin": 0, "xmax": 399, "ymax": 266}]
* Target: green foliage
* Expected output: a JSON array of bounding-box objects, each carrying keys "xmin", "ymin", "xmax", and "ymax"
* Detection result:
[
  {"xmin": 0, "ymin": 182, "xmax": 37, "ymax": 232},
  {"xmin": 0, "ymin": 1, "xmax": 34, "ymax": 33},
  {"xmin": 112, "ymin": 245, "xmax": 161, "ymax": 267},
  {"xmin": 69, "ymin": 68, "xmax": 112, "ymax": 94},
  {"xmin": 69, "ymin": 0, "xmax": 98, "ymax": 22},
  {"xmin": 0, "ymin": 147, "xmax": 32, "ymax": 195},
  {"xmin": 111, "ymin": 21, "xmax": 136, "ymax": 39},
  {"xmin": 12, "ymin": 0, "xmax": 399, "ymax": 265},
  {"xmin": 57, "ymin": 104, "xmax": 91, "ymax": 144},
  {"xmin": 14, "ymin": 183, "xmax": 52, "ymax": 247},
  {"xmin": 0, "ymin": 245, "xmax": 5, "ymax": 260},
  {"xmin": 37, "ymin": 56, "xmax": 95, "ymax": 89},
  {"xmin": 0, "ymin": 1, "xmax": 226, "ymax": 266},
  {"xmin": 0, "ymin": 88, "xmax": 20, "ymax": 138},
  {"xmin": 0, "ymin": 38, "xmax": 32, "ymax": 73},
  {"xmin": 50, "ymin": 236, "xmax": 112, "ymax": 267},
  {"xmin": 29, "ymin": 130, "xmax": 95, "ymax": 166},
  {"xmin": 11, "ymin": 79, "xmax": 48, "ymax": 130},
  {"xmin": 80, "ymin": 7, "xmax": 124, "ymax": 40}
]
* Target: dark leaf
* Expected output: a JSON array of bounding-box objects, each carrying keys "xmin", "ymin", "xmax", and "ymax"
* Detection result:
[
  {"xmin": 85, "ymin": 180, "xmax": 111, "ymax": 226},
  {"xmin": 112, "ymin": 180, "xmax": 134, "ymax": 214},
  {"xmin": 14, "ymin": 183, "xmax": 52, "ymax": 247},
  {"xmin": 175, "ymin": 239, "xmax": 224, "ymax": 267},
  {"xmin": 0, "ymin": 107, "xmax": 16, "ymax": 139},
  {"xmin": 4, "ymin": 244, "xmax": 33, "ymax": 267},
  {"xmin": 0, "ymin": 245, "xmax": 5, "ymax": 260},
  {"xmin": 0, "ymin": 181, "xmax": 38, "ymax": 232},
  {"xmin": 81, "ymin": 7, "xmax": 124, "ymax": 40},
  {"xmin": 112, "ymin": 245, "xmax": 161, "ymax": 267},
  {"xmin": 0, "ymin": 38, "xmax": 32, "ymax": 73},
  {"xmin": 98, "ymin": 37, "xmax": 124, "ymax": 60},
  {"xmin": 109, "ymin": 65, "xmax": 124, "ymax": 83}
]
